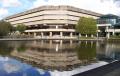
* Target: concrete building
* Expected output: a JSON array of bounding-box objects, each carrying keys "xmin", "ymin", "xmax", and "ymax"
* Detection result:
[
  {"xmin": 5, "ymin": 5, "xmax": 101, "ymax": 39},
  {"xmin": 97, "ymin": 14, "xmax": 120, "ymax": 38}
]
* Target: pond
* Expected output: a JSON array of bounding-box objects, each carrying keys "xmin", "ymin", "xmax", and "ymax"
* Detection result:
[{"xmin": 0, "ymin": 40, "xmax": 120, "ymax": 76}]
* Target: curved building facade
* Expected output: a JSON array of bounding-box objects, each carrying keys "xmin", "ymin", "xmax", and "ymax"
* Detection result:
[{"xmin": 5, "ymin": 5, "xmax": 101, "ymax": 38}]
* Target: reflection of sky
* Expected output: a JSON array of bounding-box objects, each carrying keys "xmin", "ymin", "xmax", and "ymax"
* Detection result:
[{"xmin": 0, "ymin": 57, "xmax": 51, "ymax": 76}]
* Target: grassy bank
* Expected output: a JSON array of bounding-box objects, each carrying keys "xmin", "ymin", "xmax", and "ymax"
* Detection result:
[
  {"xmin": 108, "ymin": 36, "xmax": 120, "ymax": 42},
  {"xmin": 79, "ymin": 37, "xmax": 96, "ymax": 40}
]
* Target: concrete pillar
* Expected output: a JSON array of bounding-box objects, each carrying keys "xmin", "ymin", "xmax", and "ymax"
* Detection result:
[
  {"xmin": 49, "ymin": 40, "xmax": 52, "ymax": 48},
  {"xmin": 28, "ymin": 32, "xmax": 30, "ymax": 36},
  {"xmin": 97, "ymin": 32, "xmax": 99, "ymax": 38},
  {"xmin": 106, "ymin": 26, "xmax": 109, "ymax": 38},
  {"xmin": 79, "ymin": 33, "xmax": 81, "ymax": 37},
  {"xmin": 41, "ymin": 40, "xmax": 44, "ymax": 45},
  {"xmin": 78, "ymin": 41, "xmax": 81, "ymax": 45},
  {"xmin": 60, "ymin": 32, "xmax": 63, "ymax": 37},
  {"xmin": 41, "ymin": 32, "xmax": 44, "ymax": 38},
  {"xmin": 56, "ymin": 26, "xmax": 58, "ymax": 29},
  {"xmin": 60, "ymin": 40, "xmax": 63, "ymax": 46},
  {"xmin": 49, "ymin": 32, "xmax": 52, "ymax": 37},
  {"xmin": 70, "ymin": 40, "xmax": 73, "ymax": 45},
  {"xmin": 34, "ymin": 32, "xmax": 36, "ymax": 37},
  {"xmin": 113, "ymin": 30, "xmax": 115, "ymax": 36},
  {"xmin": 85, "ymin": 41, "xmax": 88, "ymax": 45},
  {"xmin": 91, "ymin": 41, "xmax": 93, "ymax": 47},
  {"xmin": 91, "ymin": 34, "xmax": 94, "ymax": 38},
  {"xmin": 70, "ymin": 32, "xmax": 73, "ymax": 37},
  {"xmin": 55, "ymin": 44, "xmax": 59, "ymax": 52},
  {"xmin": 33, "ymin": 41, "xmax": 37, "ymax": 45},
  {"xmin": 107, "ymin": 32, "xmax": 110, "ymax": 39},
  {"xmin": 106, "ymin": 26, "xmax": 108, "ymax": 30}
]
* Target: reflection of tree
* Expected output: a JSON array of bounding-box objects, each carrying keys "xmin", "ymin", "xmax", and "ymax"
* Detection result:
[
  {"xmin": 17, "ymin": 44, "xmax": 26, "ymax": 52},
  {"xmin": 9, "ymin": 41, "xmax": 27, "ymax": 52},
  {"xmin": 0, "ymin": 41, "xmax": 14, "ymax": 56},
  {"xmin": 76, "ymin": 42, "xmax": 96, "ymax": 61},
  {"xmin": 0, "ymin": 41, "xmax": 27, "ymax": 56}
]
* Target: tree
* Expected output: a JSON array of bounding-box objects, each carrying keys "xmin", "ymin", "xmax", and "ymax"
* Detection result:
[
  {"xmin": 16, "ymin": 23, "xmax": 26, "ymax": 33},
  {"xmin": 76, "ymin": 17, "xmax": 97, "ymax": 37},
  {"xmin": 0, "ymin": 20, "xmax": 13, "ymax": 37}
]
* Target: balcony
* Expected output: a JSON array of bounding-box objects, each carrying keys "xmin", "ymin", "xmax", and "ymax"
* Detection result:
[{"xmin": 25, "ymin": 28, "xmax": 75, "ymax": 32}]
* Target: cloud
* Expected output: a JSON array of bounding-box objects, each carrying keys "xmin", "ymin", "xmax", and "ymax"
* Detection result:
[
  {"xmin": 114, "ymin": 0, "xmax": 120, "ymax": 7},
  {"xmin": 44, "ymin": 0, "xmax": 49, "ymax": 2},
  {"xmin": 0, "ymin": 0, "xmax": 21, "ymax": 7},
  {"xmin": 4, "ymin": 63, "xmax": 20, "ymax": 73},
  {"xmin": 0, "ymin": 0, "xmax": 120, "ymax": 19},
  {"xmin": 98, "ymin": 0, "xmax": 120, "ymax": 7},
  {"xmin": 32, "ymin": 0, "xmax": 120, "ymax": 15},
  {"xmin": 0, "ymin": 8, "xmax": 9, "ymax": 19}
]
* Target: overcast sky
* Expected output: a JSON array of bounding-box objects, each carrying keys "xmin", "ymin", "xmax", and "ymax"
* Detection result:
[{"xmin": 0, "ymin": 0, "xmax": 120, "ymax": 19}]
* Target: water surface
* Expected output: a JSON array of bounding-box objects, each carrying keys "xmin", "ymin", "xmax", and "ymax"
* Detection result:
[{"xmin": 0, "ymin": 40, "xmax": 120, "ymax": 75}]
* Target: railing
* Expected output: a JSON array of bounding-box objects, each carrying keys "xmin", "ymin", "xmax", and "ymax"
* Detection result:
[
  {"xmin": 35, "ymin": 36, "xmax": 77, "ymax": 39},
  {"xmin": 25, "ymin": 28, "xmax": 75, "ymax": 32},
  {"xmin": 0, "ymin": 35, "xmax": 34, "ymax": 39},
  {"xmin": 27, "ymin": 27, "xmax": 75, "ymax": 30},
  {"xmin": 107, "ymin": 29, "xmax": 120, "ymax": 32}
]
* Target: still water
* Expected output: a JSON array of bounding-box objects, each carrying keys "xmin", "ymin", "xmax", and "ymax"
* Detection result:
[{"xmin": 0, "ymin": 40, "xmax": 120, "ymax": 76}]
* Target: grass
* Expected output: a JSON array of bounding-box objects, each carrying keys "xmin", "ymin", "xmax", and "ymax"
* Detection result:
[
  {"xmin": 108, "ymin": 36, "xmax": 120, "ymax": 42},
  {"xmin": 79, "ymin": 36, "xmax": 96, "ymax": 39}
]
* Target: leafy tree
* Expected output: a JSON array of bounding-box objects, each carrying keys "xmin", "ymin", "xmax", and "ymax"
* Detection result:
[
  {"xmin": 76, "ymin": 17, "xmax": 97, "ymax": 36},
  {"xmin": 16, "ymin": 23, "xmax": 26, "ymax": 33},
  {"xmin": 0, "ymin": 20, "xmax": 13, "ymax": 36}
]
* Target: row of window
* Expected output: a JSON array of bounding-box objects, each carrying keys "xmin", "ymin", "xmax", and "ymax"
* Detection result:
[
  {"xmin": 11, "ymin": 19, "xmax": 77, "ymax": 25},
  {"xmin": 97, "ymin": 19, "xmax": 116, "ymax": 25},
  {"xmin": 6, "ymin": 8, "xmax": 98, "ymax": 20},
  {"xmin": 8, "ymin": 14, "xmax": 79, "ymax": 23},
  {"xmin": 27, "ymin": 25, "xmax": 75, "ymax": 30}
]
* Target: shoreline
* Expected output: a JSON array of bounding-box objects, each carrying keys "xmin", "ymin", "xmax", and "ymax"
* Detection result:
[{"xmin": 0, "ymin": 38, "xmax": 104, "ymax": 41}]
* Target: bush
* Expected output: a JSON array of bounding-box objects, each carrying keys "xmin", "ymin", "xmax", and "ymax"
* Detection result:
[{"xmin": 16, "ymin": 23, "xmax": 26, "ymax": 33}]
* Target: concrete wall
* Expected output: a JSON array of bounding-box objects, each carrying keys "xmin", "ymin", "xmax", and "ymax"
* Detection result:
[{"xmin": 5, "ymin": 6, "xmax": 100, "ymax": 26}]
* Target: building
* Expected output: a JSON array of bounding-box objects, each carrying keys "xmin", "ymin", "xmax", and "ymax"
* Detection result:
[
  {"xmin": 97, "ymin": 14, "xmax": 120, "ymax": 38},
  {"xmin": 5, "ymin": 5, "xmax": 101, "ymax": 39}
]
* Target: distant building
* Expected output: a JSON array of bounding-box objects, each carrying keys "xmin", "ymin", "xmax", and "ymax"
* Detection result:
[
  {"xmin": 4, "ymin": 5, "xmax": 101, "ymax": 39},
  {"xmin": 97, "ymin": 14, "xmax": 120, "ymax": 38}
]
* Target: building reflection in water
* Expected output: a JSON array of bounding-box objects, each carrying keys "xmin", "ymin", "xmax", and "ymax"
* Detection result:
[
  {"xmin": 1, "ymin": 41, "xmax": 120, "ymax": 70},
  {"xmin": 10, "ymin": 40, "xmax": 97, "ymax": 71},
  {"xmin": 97, "ymin": 41, "xmax": 120, "ymax": 61}
]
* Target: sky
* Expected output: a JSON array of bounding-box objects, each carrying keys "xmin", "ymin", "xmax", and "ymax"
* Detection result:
[{"xmin": 0, "ymin": 0, "xmax": 120, "ymax": 19}]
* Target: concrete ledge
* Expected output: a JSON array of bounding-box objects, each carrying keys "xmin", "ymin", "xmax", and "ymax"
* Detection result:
[
  {"xmin": 73, "ymin": 60, "xmax": 120, "ymax": 76},
  {"xmin": 0, "ymin": 38, "xmax": 103, "ymax": 41}
]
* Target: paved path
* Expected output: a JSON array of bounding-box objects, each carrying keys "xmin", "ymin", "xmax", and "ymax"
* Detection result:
[{"xmin": 73, "ymin": 61, "xmax": 120, "ymax": 76}]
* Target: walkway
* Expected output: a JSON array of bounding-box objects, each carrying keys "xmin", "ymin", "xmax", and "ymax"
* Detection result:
[
  {"xmin": 73, "ymin": 60, "xmax": 120, "ymax": 76},
  {"xmin": 0, "ymin": 38, "xmax": 103, "ymax": 41}
]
